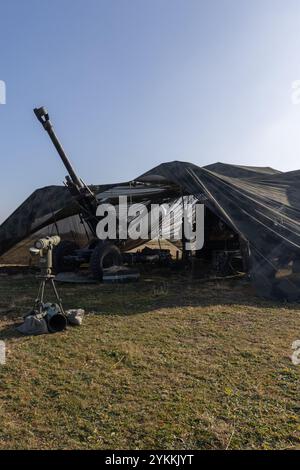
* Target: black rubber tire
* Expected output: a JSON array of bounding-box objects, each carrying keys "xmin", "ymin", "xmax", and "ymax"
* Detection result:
[
  {"xmin": 90, "ymin": 242, "xmax": 122, "ymax": 280},
  {"xmin": 53, "ymin": 240, "xmax": 80, "ymax": 273}
]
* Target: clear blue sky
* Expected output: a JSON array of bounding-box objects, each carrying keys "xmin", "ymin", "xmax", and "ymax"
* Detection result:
[{"xmin": 1, "ymin": 0, "xmax": 300, "ymax": 222}]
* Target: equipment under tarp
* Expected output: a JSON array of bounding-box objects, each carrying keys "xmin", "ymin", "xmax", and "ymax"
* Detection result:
[{"xmin": 1, "ymin": 161, "xmax": 300, "ymax": 301}]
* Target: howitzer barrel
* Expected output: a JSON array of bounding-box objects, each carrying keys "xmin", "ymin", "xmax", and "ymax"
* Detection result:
[{"xmin": 34, "ymin": 106, "xmax": 83, "ymax": 189}]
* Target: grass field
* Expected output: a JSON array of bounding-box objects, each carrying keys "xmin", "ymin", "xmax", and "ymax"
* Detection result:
[{"xmin": 0, "ymin": 270, "xmax": 299, "ymax": 450}]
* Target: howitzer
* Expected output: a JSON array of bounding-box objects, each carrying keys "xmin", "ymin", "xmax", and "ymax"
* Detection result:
[
  {"xmin": 34, "ymin": 106, "xmax": 122, "ymax": 279},
  {"xmin": 34, "ymin": 106, "xmax": 98, "ymax": 235}
]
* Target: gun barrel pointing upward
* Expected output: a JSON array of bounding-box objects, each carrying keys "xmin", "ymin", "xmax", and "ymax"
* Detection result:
[{"xmin": 33, "ymin": 106, "xmax": 84, "ymax": 189}]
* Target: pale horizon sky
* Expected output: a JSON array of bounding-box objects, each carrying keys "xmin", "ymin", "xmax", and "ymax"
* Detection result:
[{"xmin": 1, "ymin": 0, "xmax": 300, "ymax": 222}]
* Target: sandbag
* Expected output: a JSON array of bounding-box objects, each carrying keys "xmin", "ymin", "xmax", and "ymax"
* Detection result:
[
  {"xmin": 17, "ymin": 314, "xmax": 49, "ymax": 335},
  {"xmin": 66, "ymin": 308, "xmax": 85, "ymax": 326}
]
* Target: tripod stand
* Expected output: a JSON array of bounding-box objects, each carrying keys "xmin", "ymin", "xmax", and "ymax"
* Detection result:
[
  {"xmin": 34, "ymin": 273, "xmax": 65, "ymax": 316},
  {"xmin": 30, "ymin": 238, "xmax": 65, "ymax": 316}
]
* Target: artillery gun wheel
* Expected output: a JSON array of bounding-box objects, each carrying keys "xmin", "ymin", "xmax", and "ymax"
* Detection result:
[
  {"xmin": 53, "ymin": 240, "xmax": 80, "ymax": 273},
  {"xmin": 90, "ymin": 242, "xmax": 122, "ymax": 280}
]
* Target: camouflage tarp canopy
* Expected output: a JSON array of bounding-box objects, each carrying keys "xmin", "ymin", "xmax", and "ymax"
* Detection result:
[{"xmin": 1, "ymin": 160, "xmax": 300, "ymax": 300}]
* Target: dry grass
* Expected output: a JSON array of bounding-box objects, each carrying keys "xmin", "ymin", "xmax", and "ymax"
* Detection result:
[{"xmin": 0, "ymin": 271, "xmax": 299, "ymax": 450}]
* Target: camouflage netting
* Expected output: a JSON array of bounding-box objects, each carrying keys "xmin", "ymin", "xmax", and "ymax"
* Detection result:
[
  {"xmin": 0, "ymin": 183, "xmax": 114, "ymax": 262},
  {"xmin": 1, "ymin": 161, "xmax": 300, "ymax": 300},
  {"xmin": 138, "ymin": 162, "xmax": 300, "ymax": 300}
]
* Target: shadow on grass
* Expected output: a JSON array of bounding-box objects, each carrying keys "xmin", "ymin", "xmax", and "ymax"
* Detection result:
[
  {"xmin": 56, "ymin": 274, "xmax": 300, "ymax": 316},
  {"xmin": 0, "ymin": 271, "xmax": 299, "ymax": 328}
]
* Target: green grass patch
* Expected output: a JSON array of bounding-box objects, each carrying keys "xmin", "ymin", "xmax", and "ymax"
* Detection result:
[{"xmin": 0, "ymin": 273, "xmax": 299, "ymax": 449}]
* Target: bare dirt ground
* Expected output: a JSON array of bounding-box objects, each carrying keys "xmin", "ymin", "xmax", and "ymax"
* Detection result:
[{"xmin": 0, "ymin": 270, "xmax": 299, "ymax": 450}]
